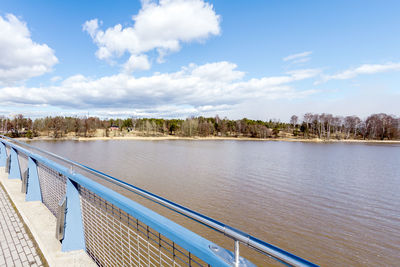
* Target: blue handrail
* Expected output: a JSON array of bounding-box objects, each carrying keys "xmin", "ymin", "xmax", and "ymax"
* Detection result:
[{"xmin": 0, "ymin": 135, "xmax": 318, "ymax": 267}]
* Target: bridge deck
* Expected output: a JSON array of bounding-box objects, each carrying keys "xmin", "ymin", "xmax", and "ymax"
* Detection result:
[{"xmin": 0, "ymin": 182, "xmax": 45, "ymax": 267}]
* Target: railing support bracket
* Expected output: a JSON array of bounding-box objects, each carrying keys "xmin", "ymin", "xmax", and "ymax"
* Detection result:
[
  {"xmin": 61, "ymin": 178, "xmax": 85, "ymax": 252},
  {"xmin": 9, "ymin": 148, "xmax": 21, "ymax": 179},
  {"xmin": 26, "ymin": 157, "xmax": 42, "ymax": 201},
  {"xmin": 0, "ymin": 142, "xmax": 7, "ymax": 167}
]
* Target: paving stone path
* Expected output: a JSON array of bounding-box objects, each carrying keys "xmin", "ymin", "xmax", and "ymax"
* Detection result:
[{"xmin": 0, "ymin": 183, "xmax": 45, "ymax": 267}]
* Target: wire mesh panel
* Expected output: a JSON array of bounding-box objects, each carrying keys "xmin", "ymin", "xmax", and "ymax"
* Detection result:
[
  {"xmin": 79, "ymin": 186, "xmax": 208, "ymax": 267},
  {"xmin": 17, "ymin": 152, "xmax": 29, "ymax": 175},
  {"xmin": 37, "ymin": 162, "xmax": 67, "ymax": 217}
]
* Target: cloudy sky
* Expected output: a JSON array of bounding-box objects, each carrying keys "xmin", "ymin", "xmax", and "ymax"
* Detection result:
[{"xmin": 0, "ymin": 0, "xmax": 399, "ymax": 121}]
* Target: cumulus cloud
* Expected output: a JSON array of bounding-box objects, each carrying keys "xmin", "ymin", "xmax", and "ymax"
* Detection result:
[
  {"xmin": 0, "ymin": 14, "xmax": 58, "ymax": 85},
  {"xmin": 283, "ymin": 51, "xmax": 312, "ymax": 62},
  {"xmin": 82, "ymin": 18, "xmax": 99, "ymax": 38},
  {"xmin": 319, "ymin": 62, "xmax": 400, "ymax": 83},
  {"xmin": 83, "ymin": 0, "xmax": 220, "ymax": 71},
  {"xmin": 123, "ymin": 54, "xmax": 151, "ymax": 72},
  {"xmin": 0, "ymin": 61, "xmax": 319, "ymax": 116}
]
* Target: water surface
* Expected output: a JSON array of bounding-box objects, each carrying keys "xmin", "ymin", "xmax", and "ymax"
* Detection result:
[{"xmin": 30, "ymin": 140, "xmax": 400, "ymax": 266}]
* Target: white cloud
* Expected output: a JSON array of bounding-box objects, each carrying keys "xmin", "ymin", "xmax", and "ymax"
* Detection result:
[
  {"xmin": 0, "ymin": 61, "xmax": 320, "ymax": 116},
  {"xmin": 291, "ymin": 57, "xmax": 310, "ymax": 64},
  {"xmin": 82, "ymin": 18, "xmax": 99, "ymax": 38},
  {"xmin": 83, "ymin": 0, "xmax": 220, "ymax": 72},
  {"xmin": 319, "ymin": 62, "xmax": 400, "ymax": 83},
  {"xmin": 123, "ymin": 55, "xmax": 151, "ymax": 72},
  {"xmin": 287, "ymin": 68, "xmax": 321, "ymax": 80},
  {"xmin": 0, "ymin": 14, "xmax": 58, "ymax": 85},
  {"xmin": 283, "ymin": 51, "xmax": 312, "ymax": 62},
  {"xmin": 189, "ymin": 61, "xmax": 244, "ymax": 82}
]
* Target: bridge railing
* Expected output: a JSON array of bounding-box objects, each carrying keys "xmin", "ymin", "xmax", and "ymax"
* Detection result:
[{"xmin": 0, "ymin": 136, "xmax": 317, "ymax": 267}]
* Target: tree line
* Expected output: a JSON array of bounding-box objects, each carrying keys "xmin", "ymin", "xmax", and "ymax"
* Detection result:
[
  {"xmin": 0, "ymin": 113, "xmax": 399, "ymax": 140},
  {"xmin": 294, "ymin": 113, "xmax": 399, "ymax": 140}
]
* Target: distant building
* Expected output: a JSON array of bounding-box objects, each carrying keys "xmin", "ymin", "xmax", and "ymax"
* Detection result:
[{"xmin": 109, "ymin": 126, "xmax": 119, "ymax": 131}]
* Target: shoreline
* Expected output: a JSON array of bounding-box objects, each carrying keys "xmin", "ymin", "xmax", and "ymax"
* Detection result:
[{"xmin": 14, "ymin": 135, "xmax": 400, "ymax": 144}]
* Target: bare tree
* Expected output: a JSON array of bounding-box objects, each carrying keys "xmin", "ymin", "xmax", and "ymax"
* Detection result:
[
  {"xmin": 343, "ymin": 116, "xmax": 360, "ymax": 139},
  {"xmin": 290, "ymin": 115, "xmax": 298, "ymax": 128},
  {"xmin": 303, "ymin": 113, "xmax": 313, "ymax": 137}
]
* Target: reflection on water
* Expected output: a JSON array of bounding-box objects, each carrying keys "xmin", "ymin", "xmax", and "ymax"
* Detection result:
[{"xmin": 30, "ymin": 140, "xmax": 400, "ymax": 266}]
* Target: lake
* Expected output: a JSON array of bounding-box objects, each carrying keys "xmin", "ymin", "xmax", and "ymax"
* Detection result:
[{"xmin": 29, "ymin": 140, "xmax": 400, "ymax": 266}]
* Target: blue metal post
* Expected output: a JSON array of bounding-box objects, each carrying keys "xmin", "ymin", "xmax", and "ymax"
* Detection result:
[
  {"xmin": 9, "ymin": 148, "xmax": 21, "ymax": 179},
  {"xmin": 62, "ymin": 178, "xmax": 85, "ymax": 252},
  {"xmin": 26, "ymin": 157, "xmax": 42, "ymax": 202},
  {"xmin": 0, "ymin": 142, "xmax": 6, "ymax": 167}
]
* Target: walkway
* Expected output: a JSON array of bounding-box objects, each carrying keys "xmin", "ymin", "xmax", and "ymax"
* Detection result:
[{"xmin": 0, "ymin": 183, "xmax": 45, "ymax": 267}]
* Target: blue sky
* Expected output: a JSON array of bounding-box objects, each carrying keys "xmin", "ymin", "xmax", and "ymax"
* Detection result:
[{"xmin": 0, "ymin": 0, "xmax": 399, "ymax": 121}]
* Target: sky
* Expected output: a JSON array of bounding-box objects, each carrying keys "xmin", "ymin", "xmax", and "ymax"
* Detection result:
[{"xmin": 0, "ymin": 0, "xmax": 399, "ymax": 121}]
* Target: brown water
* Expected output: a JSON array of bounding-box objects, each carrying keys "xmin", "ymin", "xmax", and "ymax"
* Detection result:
[{"xmin": 30, "ymin": 140, "xmax": 400, "ymax": 266}]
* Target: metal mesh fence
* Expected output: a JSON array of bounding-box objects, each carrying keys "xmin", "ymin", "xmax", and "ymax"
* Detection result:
[
  {"xmin": 37, "ymin": 162, "xmax": 67, "ymax": 217},
  {"xmin": 79, "ymin": 186, "xmax": 208, "ymax": 267},
  {"xmin": 17, "ymin": 152, "xmax": 28, "ymax": 176}
]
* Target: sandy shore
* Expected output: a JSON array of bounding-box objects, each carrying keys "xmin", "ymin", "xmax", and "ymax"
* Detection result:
[{"xmin": 14, "ymin": 135, "xmax": 400, "ymax": 144}]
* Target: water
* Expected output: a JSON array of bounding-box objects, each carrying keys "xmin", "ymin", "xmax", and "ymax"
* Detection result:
[{"xmin": 29, "ymin": 140, "xmax": 400, "ymax": 266}]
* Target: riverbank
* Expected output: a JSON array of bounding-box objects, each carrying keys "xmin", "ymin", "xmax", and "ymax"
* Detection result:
[{"xmin": 14, "ymin": 135, "xmax": 400, "ymax": 144}]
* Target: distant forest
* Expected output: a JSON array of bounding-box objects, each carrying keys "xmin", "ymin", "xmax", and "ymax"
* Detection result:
[{"xmin": 0, "ymin": 113, "xmax": 399, "ymax": 140}]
